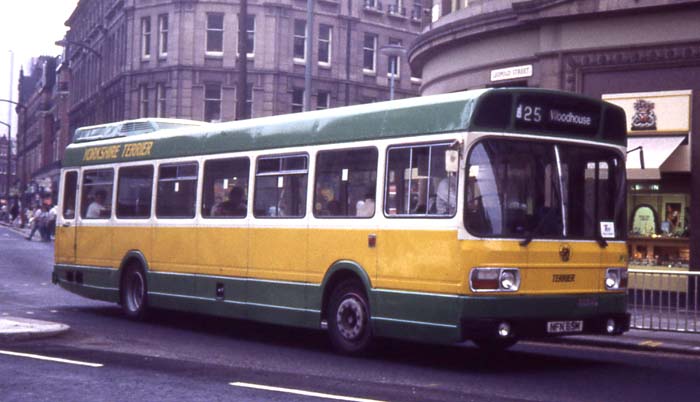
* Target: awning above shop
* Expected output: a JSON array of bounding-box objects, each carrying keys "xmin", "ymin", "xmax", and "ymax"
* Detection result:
[{"xmin": 627, "ymin": 136, "xmax": 687, "ymax": 180}]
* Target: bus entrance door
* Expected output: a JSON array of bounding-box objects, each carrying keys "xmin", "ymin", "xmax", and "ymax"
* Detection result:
[{"xmin": 55, "ymin": 171, "xmax": 79, "ymax": 265}]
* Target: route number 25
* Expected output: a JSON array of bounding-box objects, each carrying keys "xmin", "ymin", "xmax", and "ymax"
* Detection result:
[{"xmin": 516, "ymin": 104, "xmax": 543, "ymax": 123}]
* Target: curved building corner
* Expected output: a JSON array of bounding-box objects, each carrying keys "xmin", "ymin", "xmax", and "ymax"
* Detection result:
[{"xmin": 409, "ymin": 0, "xmax": 700, "ymax": 271}]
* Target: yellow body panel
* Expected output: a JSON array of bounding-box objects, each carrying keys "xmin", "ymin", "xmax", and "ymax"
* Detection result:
[
  {"xmin": 76, "ymin": 226, "xmax": 116, "ymax": 267},
  {"xmin": 111, "ymin": 226, "xmax": 153, "ymax": 266},
  {"xmin": 197, "ymin": 227, "xmax": 248, "ymax": 277},
  {"xmin": 66, "ymin": 224, "xmax": 622, "ymax": 296},
  {"xmin": 377, "ymin": 230, "xmax": 464, "ymax": 294},
  {"xmin": 249, "ymin": 227, "xmax": 308, "ymax": 283},
  {"xmin": 55, "ymin": 226, "xmax": 76, "ymax": 264},
  {"xmin": 152, "ymin": 227, "xmax": 199, "ymax": 273},
  {"xmin": 307, "ymin": 229, "xmax": 377, "ymax": 284}
]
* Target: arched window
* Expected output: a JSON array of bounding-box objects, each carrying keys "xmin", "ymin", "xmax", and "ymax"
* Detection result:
[{"xmin": 631, "ymin": 204, "xmax": 658, "ymax": 236}]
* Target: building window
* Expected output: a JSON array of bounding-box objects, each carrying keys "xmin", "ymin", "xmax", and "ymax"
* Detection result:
[
  {"xmin": 204, "ymin": 83, "xmax": 222, "ymax": 122},
  {"xmin": 318, "ymin": 24, "xmax": 332, "ymax": 65},
  {"xmin": 206, "ymin": 13, "xmax": 224, "ymax": 55},
  {"xmin": 317, "ymin": 91, "xmax": 330, "ymax": 110},
  {"xmin": 410, "ymin": 68, "xmax": 423, "ymax": 84},
  {"xmin": 363, "ymin": 33, "xmax": 377, "ymax": 73},
  {"xmin": 293, "ymin": 19, "xmax": 306, "ymax": 62},
  {"xmin": 141, "ymin": 17, "xmax": 151, "ymax": 59},
  {"xmin": 245, "ymin": 83, "xmax": 253, "ymax": 118},
  {"xmin": 139, "ymin": 85, "xmax": 149, "ymax": 117},
  {"xmin": 158, "ymin": 14, "xmax": 169, "ymax": 57},
  {"xmin": 156, "ymin": 84, "xmax": 167, "ymax": 117},
  {"xmin": 246, "ymin": 15, "xmax": 255, "ymax": 57},
  {"xmin": 387, "ymin": 38, "xmax": 402, "ymax": 78},
  {"xmin": 292, "ymin": 88, "xmax": 304, "ymax": 113}
]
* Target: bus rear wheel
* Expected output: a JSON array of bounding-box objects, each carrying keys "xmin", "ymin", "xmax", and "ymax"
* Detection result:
[
  {"xmin": 327, "ymin": 280, "xmax": 372, "ymax": 354},
  {"xmin": 121, "ymin": 264, "xmax": 148, "ymax": 320}
]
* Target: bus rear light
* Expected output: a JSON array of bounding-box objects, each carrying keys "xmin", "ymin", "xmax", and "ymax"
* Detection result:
[{"xmin": 470, "ymin": 268, "xmax": 520, "ymax": 292}]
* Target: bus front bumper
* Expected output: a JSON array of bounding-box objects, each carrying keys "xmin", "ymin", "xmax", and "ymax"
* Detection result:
[{"xmin": 459, "ymin": 293, "xmax": 630, "ymax": 340}]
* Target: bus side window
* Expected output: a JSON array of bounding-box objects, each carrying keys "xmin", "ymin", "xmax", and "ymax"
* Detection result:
[
  {"xmin": 202, "ymin": 157, "xmax": 250, "ymax": 218},
  {"xmin": 156, "ymin": 162, "xmax": 198, "ymax": 218},
  {"xmin": 81, "ymin": 169, "xmax": 115, "ymax": 219},
  {"xmin": 313, "ymin": 147, "xmax": 378, "ymax": 218},
  {"xmin": 385, "ymin": 142, "xmax": 457, "ymax": 217},
  {"xmin": 254, "ymin": 155, "xmax": 308, "ymax": 218},
  {"xmin": 62, "ymin": 171, "xmax": 78, "ymax": 219},
  {"xmin": 116, "ymin": 165, "xmax": 154, "ymax": 219}
]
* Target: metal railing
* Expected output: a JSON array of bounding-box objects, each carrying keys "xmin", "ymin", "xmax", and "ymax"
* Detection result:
[{"xmin": 628, "ymin": 269, "xmax": 700, "ymax": 333}]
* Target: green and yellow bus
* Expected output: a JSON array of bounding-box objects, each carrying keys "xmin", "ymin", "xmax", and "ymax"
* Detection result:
[{"xmin": 53, "ymin": 88, "xmax": 630, "ymax": 353}]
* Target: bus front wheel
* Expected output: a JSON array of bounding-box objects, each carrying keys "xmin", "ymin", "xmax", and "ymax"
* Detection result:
[
  {"xmin": 327, "ymin": 280, "xmax": 372, "ymax": 354},
  {"xmin": 121, "ymin": 264, "xmax": 148, "ymax": 320}
]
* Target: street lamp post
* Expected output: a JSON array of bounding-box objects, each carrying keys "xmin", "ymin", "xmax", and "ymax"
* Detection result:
[
  {"xmin": 55, "ymin": 39, "xmax": 103, "ymax": 123},
  {"xmin": 0, "ymin": 99, "xmax": 27, "ymax": 200},
  {"xmin": 0, "ymin": 120, "xmax": 11, "ymax": 198},
  {"xmin": 380, "ymin": 44, "xmax": 406, "ymax": 101}
]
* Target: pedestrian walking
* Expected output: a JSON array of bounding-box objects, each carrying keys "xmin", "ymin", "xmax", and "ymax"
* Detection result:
[{"xmin": 25, "ymin": 205, "xmax": 44, "ymax": 241}]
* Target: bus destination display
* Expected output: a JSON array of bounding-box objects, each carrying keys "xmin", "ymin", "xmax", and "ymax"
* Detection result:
[{"xmin": 514, "ymin": 95, "xmax": 600, "ymax": 136}]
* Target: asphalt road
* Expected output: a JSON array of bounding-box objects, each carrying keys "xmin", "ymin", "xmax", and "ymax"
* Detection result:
[{"xmin": 1, "ymin": 226, "xmax": 700, "ymax": 402}]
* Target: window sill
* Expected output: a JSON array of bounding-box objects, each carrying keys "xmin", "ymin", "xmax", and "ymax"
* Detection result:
[
  {"xmin": 362, "ymin": 69, "xmax": 376, "ymax": 76},
  {"xmin": 318, "ymin": 62, "xmax": 331, "ymax": 69},
  {"xmin": 293, "ymin": 58, "xmax": 306, "ymax": 66},
  {"xmin": 205, "ymin": 51, "xmax": 224, "ymax": 58}
]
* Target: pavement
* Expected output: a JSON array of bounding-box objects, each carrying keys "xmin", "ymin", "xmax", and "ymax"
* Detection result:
[{"xmin": 1, "ymin": 221, "xmax": 699, "ymax": 355}]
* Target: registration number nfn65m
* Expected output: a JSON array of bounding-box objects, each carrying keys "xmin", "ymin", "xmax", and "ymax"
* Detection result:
[{"xmin": 547, "ymin": 320, "xmax": 583, "ymax": 334}]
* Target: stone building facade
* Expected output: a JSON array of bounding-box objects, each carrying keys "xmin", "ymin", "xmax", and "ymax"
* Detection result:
[
  {"xmin": 16, "ymin": 56, "xmax": 71, "ymax": 205},
  {"xmin": 63, "ymin": 0, "xmax": 427, "ymax": 133},
  {"xmin": 408, "ymin": 0, "xmax": 700, "ymax": 270}
]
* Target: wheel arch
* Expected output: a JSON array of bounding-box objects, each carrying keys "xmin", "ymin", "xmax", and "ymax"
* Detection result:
[
  {"xmin": 320, "ymin": 260, "xmax": 373, "ymax": 322},
  {"xmin": 118, "ymin": 250, "xmax": 150, "ymax": 303}
]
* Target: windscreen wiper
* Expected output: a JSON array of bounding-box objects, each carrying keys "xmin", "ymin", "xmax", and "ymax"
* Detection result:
[
  {"xmin": 519, "ymin": 207, "xmax": 559, "ymax": 247},
  {"xmin": 595, "ymin": 231, "xmax": 608, "ymax": 248}
]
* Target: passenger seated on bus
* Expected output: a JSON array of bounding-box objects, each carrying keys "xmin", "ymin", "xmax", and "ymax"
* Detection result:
[
  {"xmin": 212, "ymin": 186, "xmax": 247, "ymax": 217},
  {"xmin": 436, "ymin": 176, "xmax": 457, "ymax": 214},
  {"xmin": 86, "ymin": 189, "xmax": 109, "ymax": 218},
  {"xmin": 356, "ymin": 193, "xmax": 375, "ymax": 217}
]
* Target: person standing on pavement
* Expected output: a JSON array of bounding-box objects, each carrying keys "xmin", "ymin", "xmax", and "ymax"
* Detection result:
[
  {"xmin": 25, "ymin": 204, "xmax": 43, "ymax": 241},
  {"xmin": 47, "ymin": 204, "xmax": 58, "ymax": 239}
]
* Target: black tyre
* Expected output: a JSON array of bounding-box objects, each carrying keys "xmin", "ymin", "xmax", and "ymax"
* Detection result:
[
  {"xmin": 473, "ymin": 337, "xmax": 518, "ymax": 351},
  {"xmin": 327, "ymin": 280, "xmax": 373, "ymax": 354},
  {"xmin": 121, "ymin": 264, "xmax": 148, "ymax": 320}
]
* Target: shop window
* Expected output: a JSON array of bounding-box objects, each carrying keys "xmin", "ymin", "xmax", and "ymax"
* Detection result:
[{"xmin": 630, "ymin": 204, "xmax": 657, "ymax": 236}]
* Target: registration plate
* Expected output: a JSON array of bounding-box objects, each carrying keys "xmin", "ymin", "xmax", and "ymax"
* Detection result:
[{"xmin": 547, "ymin": 320, "xmax": 583, "ymax": 334}]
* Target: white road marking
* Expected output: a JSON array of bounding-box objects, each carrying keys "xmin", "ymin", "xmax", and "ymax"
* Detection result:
[
  {"xmin": 230, "ymin": 382, "xmax": 387, "ymax": 402},
  {"xmin": 0, "ymin": 350, "xmax": 103, "ymax": 368}
]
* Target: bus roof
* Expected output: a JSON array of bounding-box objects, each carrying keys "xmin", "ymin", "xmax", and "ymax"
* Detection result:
[{"xmin": 62, "ymin": 88, "xmax": 626, "ymax": 168}]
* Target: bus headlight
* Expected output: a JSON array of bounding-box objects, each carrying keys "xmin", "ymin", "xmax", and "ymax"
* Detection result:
[
  {"xmin": 470, "ymin": 268, "xmax": 520, "ymax": 292},
  {"xmin": 605, "ymin": 268, "xmax": 628, "ymax": 290}
]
